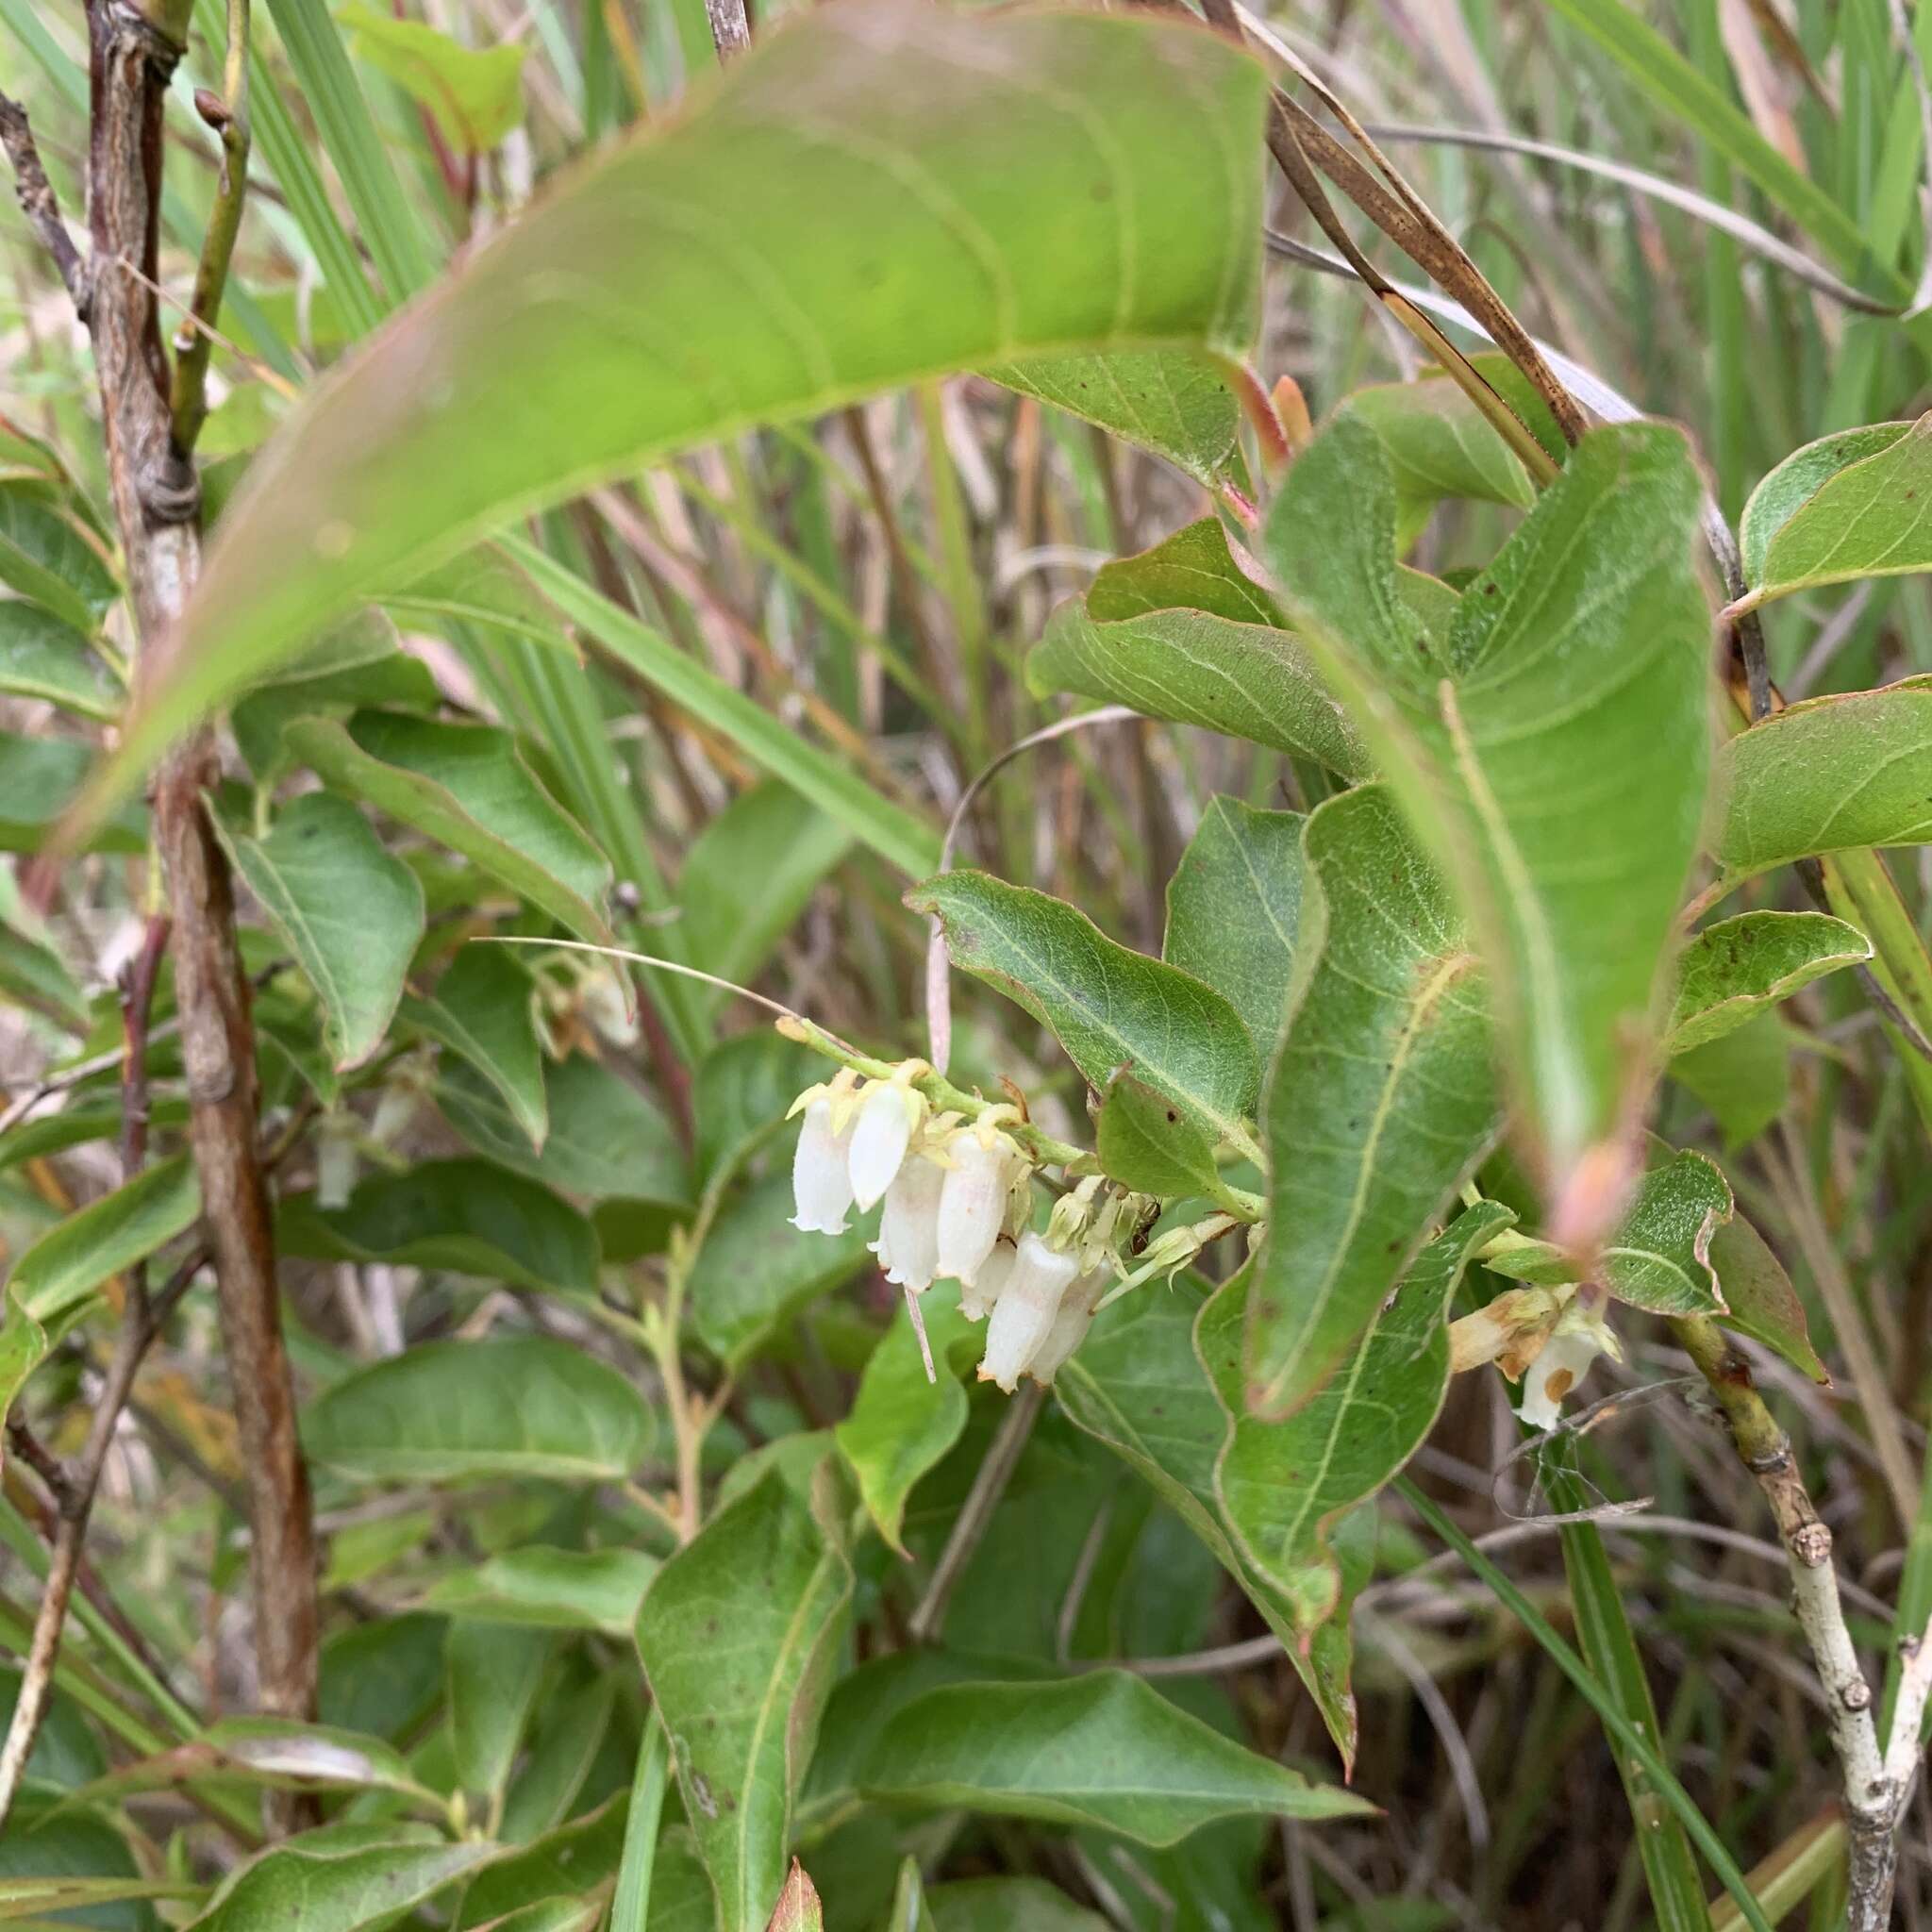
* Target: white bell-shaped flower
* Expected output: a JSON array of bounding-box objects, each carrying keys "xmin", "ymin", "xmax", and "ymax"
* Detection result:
[
  {"xmin": 849, "ymin": 1078, "xmax": 924, "ymax": 1212},
  {"xmin": 1024, "ymin": 1266, "xmax": 1108, "ymax": 1387},
  {"xmin": 871, "ymin": 1153, "xmax": 945, "ymax": 1291},
  {"xmin": 980, "ymin": 1233, "xmax": 1079, "ymax": 1391},
  {"xmin": 937, "ymin": 1129, "xmax": 1020, "ymax": 1285},
  {"xmin": 791, "ymin": 1097, "xmax": 857, "ymax": 1235},
  {"xmin": 957, "ymin": 1239, "xmax": 1015, "ymax": 1322},
  {"xmin": 1516, "ymin": 1305, "xmax": 1613, "ymax": 1431}
]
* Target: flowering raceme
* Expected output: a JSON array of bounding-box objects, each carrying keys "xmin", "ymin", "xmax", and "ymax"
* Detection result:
[{"xmin": 787, "ymin": 1061, "xmax": 1115, "ymax": 1389}]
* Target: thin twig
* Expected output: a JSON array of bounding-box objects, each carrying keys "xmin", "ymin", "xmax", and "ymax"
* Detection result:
[
  {"xmin": 0, "ymin": 91, "xmax": 88, "ymax": 314},
  {"xmin": 703, "ymin": 0, "xmax": 750, "ymax": 61},
  {"xmin": 908, "ymin": 1382, "xmax": 1042, "ymax": 1643}
]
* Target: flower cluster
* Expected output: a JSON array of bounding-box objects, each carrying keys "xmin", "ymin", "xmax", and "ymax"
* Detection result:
[{"xmin": 789, "ymin": 1063, "xmax": 1113, "ymax": 1391}]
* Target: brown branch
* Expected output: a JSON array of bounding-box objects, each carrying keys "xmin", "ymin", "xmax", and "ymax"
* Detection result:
[
  {"xmin": 0, "ymin": 91, "xmax": 89, "ymax": 315},
  {"xmin": 704, "ymin": 0, "xmax": 751, "ymax": 61}
]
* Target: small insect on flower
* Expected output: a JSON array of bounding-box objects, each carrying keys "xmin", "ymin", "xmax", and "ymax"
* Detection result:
[
  {"xmin": 848, "ymin": 1074, "xmax": 927, "ymax": 1212},
  {"xmin": 980, "ymin": 1232, "xmax": 1080, "ymax": 1391},
  {"xmin": 872, "ymin": 1152, "xmax": 945, "ymax": 1291},
  {"xmin": 790, "ymin": 1093, "xmax": 857, "ymax": 1235},
  {"xmin": 936, "ymin": 1124, "xmax": 1023, "ymax": 1286}
]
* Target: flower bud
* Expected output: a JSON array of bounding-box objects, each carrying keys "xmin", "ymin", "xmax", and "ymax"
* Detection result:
[
  {"xmin": 979, "ymin": 1232, "xmax": 1079, "ymax": 1392},
  {"xmin": 937, "ymin": 1130, "xmax": 1020, "ymax": 1285},
  {"xmin": 957, "ymin": 1239, "xmax": 1014, "ymax": 1322},
  {"xmin": 791, "ymin": 1097, "xmax": 856, "ymax": 1235},
  {"xmin": 849, "ymin": 1078, "xmax": 925, "ymax": 1212},
  {"xmin": 1024, "ymin": 1266, "xmax": 1108, "ymax": 1386},
  {"xmin": 871, "ymin": 1153, "xmax": 944, "ymax": 1291}
]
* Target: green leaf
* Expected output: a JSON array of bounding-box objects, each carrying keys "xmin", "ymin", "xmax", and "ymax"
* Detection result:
[
  {"xmin": 287, "ymin": 712, "xmax": 613, "ymax": 945},
  {"xmin": 129, "ymin": 4, "xmax": 1268, "ymax": 772},
  {"xmin": 1667, "ymin": 910, "xmax": 1871, "ymax": 1052},
  {"xmin": 401, "ymin": 947, "xmax": 548, "ymax": 1151},
  {"xmin": 1094, "ymin": 1073, "xmax": 1225, "ymax": 1200},
  {"xmin": 65, "ymin": 1716, "xmax": 432, "ymax": 1808},
  {"xmin": 0, "ymin": 1812, "xmax": 199, "ymax": 1925},
  {"xmin": 693, "ymin": 1032, "xmax": 819, "ymax": 1187},
  {"xmin": 1163, "ymin": 797, "xmax": 1305, "ymax": 1052},
  {"xmin": 988, "ymin": 352, "xmax": 1240, "ymax": 488},
  {"xmin": 455, "ymin": 1795, "xmax": 631, "ymax": 1928},
  {"xmin": 924, "ymin": 1880, "xmax": 1110, "ymax": 1932},
  {"xmin": 216, "ymin": 792, "xmax": 424, "ymax": 1073},
  {"xmin": 1484, "ymin": 1148, "xmax": 1732, "ymax": 1316},
  {"xmin": 0, "ymin": 602, "xmax": 118, "ymax": 719},
  {"xmin": 1670, "ymin": 1010, "xmax": 1790, "ymax": 1150},
  {"xmin": 1711, "ymin": 677, "xmax": 1932, "ymax": 883},
  {"xmin": 0, "ymin": 735, "xmax": 144, "ymax": 854},
  {"xmin": 1245, "ymin": 785, "xmax": 1498, "ymax": 1419},
  {"xmin": 1737, "ymin": 415, "xmax": 1932, "ymax": 608},
  {"xmin": 909, "ymin": 872, "xmax": 1259, "ymax": 1146},
  {"xmin": 448, "ymin": 1622, "xmax": 551, "ymax": 1807},
  {"xmin": 186, "ymin": 1827, "xmax": 494, "ymax": 1932},
  {"xmin": 690, "ymin": 1174, "xmax": 874, "ymax": 1369},
  {"xmin": 882, "ymin": 1857, "xmax": 939, "ymax": 1932},
  {"xmin": 230, "ymin": 634, "xmax": 439, "ymax": 785},
  {"xmin": 679, "ymin": 784, "xmax": 853, "ymax": 1023},
  {"xmin": 1266, "ymin": 414, "xmax": 1710, "ymax": 1179},
  {"xmin": 1706, "ymin": 1191, "xmax": 1826, "ymax": 1383},
  {"xmin": 422, "ymin": 1545, "xmax": 658, "ymax": 1635},
  {"xmin": 0, "ymin": 487, "xmax": 117, "ymax": 633},
  {"xmin": 1208, "ymin": 1205, "xmax": 1511, "ymax": 1632},
  {"xmin": 1054, "ymin": 1276, "xmax": 1361, "ymax": 1768},
  {"xmin": 440, "ymin": 1054, "xmax": 690, "ymax": 1208},
  {"xmin": 0, "ymin": 1288, "xmax": 50, "ymax": 1442},
  {"xmin": 635, "ymin": 1465, "xmax": 853, "ymax": 1932},
  {"xmin": 8, "ymin": 1155, "xmax": 199, "ymax": 1325},
  {"xmin": 1341, "ymin": 374, "xmax": 1534, "ymax": 549},
  {"xmin": 1739, "ymin": 421, "xmax": 1917, "ymax": 587},
  {"xmin": 340, "ymin": 3, "xmax": 526, "ymax": 152},
  {"xmin": 834, "ymin": 1284, "xmax": 980, "ymax": 1556},
  {"xmin": 853, "ymin": 1671, "xmax": 1370, "ymax": 1845},
  {"xmin": 278, "ymin": 1158, "xmax": 599, "ymax": 1296},
  {"xmin": 1025, "ymin": 519, "xmax": 1366, "ymax": 777},
  {"xmin": 303, "ymin": 1336, "xmax": 655, "ymax": 1484}
]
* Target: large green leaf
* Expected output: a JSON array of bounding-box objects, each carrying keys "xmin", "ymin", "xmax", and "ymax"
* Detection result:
[
  {"xmin": 1054, "ymin": 1276, "xmax": 1362, "ymax": 1767},
  {"xmin": 1162, "ymin": 797, "xmax": 1305, "ymax": 1052},
  {"xmin": 1266, "ymin": 416, "xmax": 1709, "ymax": 1183},
  {"xmin": 126, "ymin": 2, "xmax": 1268, "ymax": 773},
  {"xmin": 216, "ymin": 792, "xmax": 425, "ymax": 1072},
  {"xmin": 1665, "ymin": 910, "xmax": 1871, "ymax": 1052},
  {"xmin": 1209, "ymin": 1204, "xmax": 1511, "ymax": 1632},
  {"xmin": 691, "ymin": 1173, "xmax": 875, "ymax": 1367},
  {"xmin": 909, "ymin": 872, "xmax": 1259, "ymax": 1146},
  {"xmin": 1671, "ymin": 1011, "xmax": 1790, "ymax": 1150},
  {"xmin": 853, "ymin": 1671, "xmax": 1370, "ymax": 1844},
  {"xmin": 400, "ymin": 946, "xmax": 548, "ymax": 1151},
  {"xmin": 1024, "ymin": 520, "xmax": 1367, "ymax": 778},
  {"xmin": 423, "ymin": 1545, "xmax": 658, "ymax": 1635},
  {"xmin": 448, "ymin": 1623, "xmax": 551, "ymax": 1807},
  {"xmin": 1245, "ymin": 785, "xmax": 1498, "ymax": 1419},
  {"xmin": 278, "ymin": 1158, "xmax": 599, "ymax": 1296},
  {"xmin": 303, "ymin": 1336, "xmax": 655, "ymax": 1483},
  {"xmin": 989, "ymin": 352, "xmax": 1241, "ymax": 488},
  {"xmin": 924, "ymin": 1880, "xmax": 1110, "ymax": 1932},
  {"xmin": 834, "ymin": 1284, "xmax": 979, "ymax": 1557},
  {"xmin": 1711, "ymin": 677, "xmax": 1932, "ymax": 883},
  {"xmin": 65, "ymin": 1716, "xmax": 431, "ymax": 1809},
  {"xmin": 0, "ymin": 601, "xmax": 118, "ymax": 719},
  {"xmin": 1737, "ymin": 415, "xmax": 1932, "ymax": 609},
  {"xmin": 0, "ymin": 486, "xmax": 117, "ymax": 633},
  {"xmin": 287, "ymin": 712, "xmax": 613, "ymax": 944},
  {"xmin": 0, "ymin": 734, "xmax": 143, "ymax": 855},
  {"xmin": 635, "ymin": 1465, "xmax": 853, "ymax": 1932},
  {"xmin": 186, "ymin": 1827, "xmax": 493, "ymax": 1932}
]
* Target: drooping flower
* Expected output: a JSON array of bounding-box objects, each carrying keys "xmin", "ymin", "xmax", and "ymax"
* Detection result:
[
  {"xmin": 958, "ymin": 1239, "xmax": 1015, "ymax": 1322},
  {"xmin": 791, "ymin": 1097, "xmax": 857, "ymax": 1235},
  {"xmin": 1517, "ymin": 1299, "xmax": 1619, "ymax": 1430},
  {"xmin": 936, "ymin": 1125, "xmax": 1022, "ymax": 1286},
  {"xmin": 1024, "ymin": 1266, "xmax": 1108, "ymax": 1386},
  {"xmin": 872, "ymin": 1153, "xmax": 945, "ymax": 1291},
  {"xmin": 980, "ymin": 1232, "xmax": 1079, "ymax": 1391},
  {"xmin": 849, "ymin": 1076, "xmax": 926, "ymax": 1212}
]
